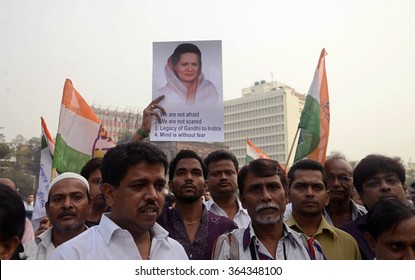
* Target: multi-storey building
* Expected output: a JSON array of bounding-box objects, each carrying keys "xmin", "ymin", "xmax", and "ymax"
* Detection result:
[
  {"xmin": 224, "ymin": 80, "xmax": 306, "ymax": 167},
  {"xmin": 91, "ymin": 105, "xmax": 142, "ymax": 143}
]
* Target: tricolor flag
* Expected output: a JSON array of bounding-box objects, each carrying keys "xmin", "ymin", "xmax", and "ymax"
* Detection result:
[
  {"xmin": 32, "ymin": 117, "xmax": 55, "ymax": 230},
  {"xmin": 246, "ymin": 138, "xmax": 271, "ymax": 163},
  {"xmin": 52, "ymin": 79, "xmax": 115, "ymax": 175},
  {"xmin": 294, "ymin": 49, "xmax": 330, "ymax": 164}
]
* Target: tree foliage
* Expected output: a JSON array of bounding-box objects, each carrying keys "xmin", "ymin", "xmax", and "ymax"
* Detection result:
[{"xmin": 0, "ymin": 134, "xmax": 40, "ymax": 197}]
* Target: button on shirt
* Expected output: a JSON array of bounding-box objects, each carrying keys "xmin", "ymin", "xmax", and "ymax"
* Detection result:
[
  {"xmin": 204, "ymin": 197, "xmax": 251, "ymax": 229},
  {"xmin": 49, "ymin": 213, "xmax": 188, "ymax": 260},
  {"xmin": 213, "ymin": 223, "xmax": 326, "ymax": 260}
]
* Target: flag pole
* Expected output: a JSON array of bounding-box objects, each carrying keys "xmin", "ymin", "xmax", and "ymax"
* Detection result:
[{"xmin": 285, "ymin": 127, "xmax": 300, "ymax": 169}]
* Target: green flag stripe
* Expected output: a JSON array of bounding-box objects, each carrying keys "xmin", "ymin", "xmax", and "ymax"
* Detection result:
[
  {"xmin": 52, "ymin": 134, "xmax": 91, "ymax": 174},
  {"xmin": 246, "ymin": 155, "xmax": 255, "ymax": 164},
  {"xmin": 294, "ymin": 94, "xmax": 321, "ymax": 162},
  {"xmin": 41, "ymin": 135, "xmax": 48, "ymax": 150},
  {"xmin": 298, "ymin": 95, "xmax": 320, "ymax": 134}
]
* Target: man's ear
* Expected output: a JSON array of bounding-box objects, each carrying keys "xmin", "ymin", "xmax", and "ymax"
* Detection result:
[
  {"xmin": 102, "ymin": 183, "xmax": 114, "ymax": 208},
  {"xmin": 240, "ymin": 192, "xmax": 247, "ymax": 209},
  {"xmin": 168, "ymin": 181, "xmax": 173, "ymax": 193},
  {"xmin": 364, "ymin": 231, "xmax": 376, "ymax": 251},
  {"xmin": 325, "ymin": 190, "xmax": 330, "ymax": 206},
  {"xmin": 0, "ymin": 236, "xmax": 20, "ymax": 260},
  {"xmin": 45, "ymin": 201, "xmax": 50, "ymax": 218}
]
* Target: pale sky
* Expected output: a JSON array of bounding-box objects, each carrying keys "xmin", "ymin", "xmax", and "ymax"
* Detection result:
[{"xmin": 1, "ymin": 0, "xmax": 414, "ymax": 163}]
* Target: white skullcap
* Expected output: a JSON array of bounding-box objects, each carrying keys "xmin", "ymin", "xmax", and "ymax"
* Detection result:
[{"xmin": 48, "ymin": 172, "xmax": 90, "ymax": 201}]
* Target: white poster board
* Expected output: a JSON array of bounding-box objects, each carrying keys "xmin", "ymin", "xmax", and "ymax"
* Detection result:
[{"xmin": 151, "ymin": 40, "xmax": 224, "ymax": 142}]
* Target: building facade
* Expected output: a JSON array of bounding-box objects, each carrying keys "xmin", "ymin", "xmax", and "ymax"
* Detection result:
[
  {"xmin": 91, "ymin": 105, "xmax": 142, "ymax": 143},
  {"xmin": 224, "ymin": 80, "xmax": 305, "ymax": 167}
]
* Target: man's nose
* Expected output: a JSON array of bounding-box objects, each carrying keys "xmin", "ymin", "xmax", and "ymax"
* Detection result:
[
  {"xmin": 62, "ymin": 196, "xmax": 72, "ymax": 208},
  {"xmin": 145, "ymin": 185, "xmax": 158, "ymax": 200},
  {"xmin": 305, "ymin": 186, "xmax": 314, "ymax": 196},
  {"xmin": 261, "ymin": 188, "xmax": 272, "ymax": 202},
  {"xmin": 402, "ymin": 247, "xmax": 415, "ymax": 260},
  {"xmin": 379, "ymin": 179, "xmax": 392, "ymax": 192}
]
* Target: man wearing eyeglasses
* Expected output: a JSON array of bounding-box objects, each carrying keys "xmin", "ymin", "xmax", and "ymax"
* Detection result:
[{"xmin": 324, "ymin": 154, "xmax": 367, "ymax": 228}]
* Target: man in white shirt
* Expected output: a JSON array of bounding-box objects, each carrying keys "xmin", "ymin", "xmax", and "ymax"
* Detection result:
[
  {"xmin": 204, "ymin": 150, "xmax": 250, "ymax": 229},
  {"xmin": 50, "ymin": 142, "xmax": 187, "ymax": 260},
  {"xmin": 22, "ymin": 172, "xmax": 91, "ymax": 259},
  {"xmin": 212, "ymin": 159, "xmax": 325, "ymax": 260}
]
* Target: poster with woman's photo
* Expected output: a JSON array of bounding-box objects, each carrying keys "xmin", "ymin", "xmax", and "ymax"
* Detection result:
[{"xmin": 151, "ymin": 40, "xmax": 224, "ymax": 142}]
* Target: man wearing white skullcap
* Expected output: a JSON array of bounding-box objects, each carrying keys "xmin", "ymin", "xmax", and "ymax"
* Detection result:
[{"xmin": 22, "ymin": 172, "xmax": 91, "ymax": 259}]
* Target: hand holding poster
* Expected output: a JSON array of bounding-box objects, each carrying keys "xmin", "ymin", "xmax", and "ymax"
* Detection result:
[{"xmin": 152, "ymin": 40, "xmax": 224, "ymax": 142}]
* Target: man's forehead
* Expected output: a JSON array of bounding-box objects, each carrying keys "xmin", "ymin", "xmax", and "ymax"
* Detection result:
[
  {"xmin": 50, "ymin": 179, "xmax": 88, "ymax": 195},
  {"xmin": 209, "ymin": 159, "xmax": 235, "ymax": 170},
  {"xmin": 366, "ymin": 172, "xmax": 399, "ymax": 180},
  {"xmin": 325, "ymin": 158, "xmax": 352, "ymax": 173},
  {"xmin": 246, "ymin": 173, "xmax": 281, "ymax": 184},
  {"xmin": 177, "ymin": 158, "xmax": 202, "ymax": 169},
  {"xmin": 292, "ymin": 169, "xmax": 324, "ymax": 182}
]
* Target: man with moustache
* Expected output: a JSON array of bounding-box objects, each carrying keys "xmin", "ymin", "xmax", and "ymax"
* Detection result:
[
  {"xmin": 50, "ymin": 142, "xmax": 187, "ymax": 260},
  {"xmin": 22, "ymin": 172, "xmax": 91, "ymax": 259},
  {"xmin": 157, "ymin": 150, "xmax": 237, "ymax": 259},
  {"xmin": 285, "ymin": 159, "xmax": 361, "ymax": 259},
  {"xmin": 213, "ymin": 159, "xmax": 325, "ymax": 260},
  {"xmin": 342, "ymin": 154, "xmax": 409, "ymax": 259}
]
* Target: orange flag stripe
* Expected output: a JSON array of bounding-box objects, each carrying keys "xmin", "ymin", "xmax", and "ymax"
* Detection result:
[{"xmin": 62, "ymin": 79, "xmax": 100, "ymax": 124}]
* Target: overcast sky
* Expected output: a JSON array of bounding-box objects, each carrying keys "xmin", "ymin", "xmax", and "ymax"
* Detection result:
[{"xmin": 1, "ymin": 0, "xmax": 414, "ymax": 163}]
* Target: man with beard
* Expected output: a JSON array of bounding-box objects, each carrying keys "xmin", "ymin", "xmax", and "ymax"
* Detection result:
[
  {"xmin": 285, "ymin": 159, "xmax": 361, "ymax": 259},
  {"xmin": 213, "ymin": 159, "xmax": 325, "ymax": 260},
  {"xmin": 22, "ymin": 172, "xmax": 91, "ymax": 259},
  {"xmin": 324, "ymin": 154, "xmax": 367, "ymax": 228},
  {"xmin": 157, "ymin": 150, "xmax": 237, "ymax": 259},
  {"xmin": 50, "ymin": 142, "xmax": 187, "ymax": 259},
  {"xmin": 342, "ymin": 154, "xmax": 409, "ymax": 259},
  {"xmin": 80, "ymin": 157, "xmax": 109, "ymax": 227}
]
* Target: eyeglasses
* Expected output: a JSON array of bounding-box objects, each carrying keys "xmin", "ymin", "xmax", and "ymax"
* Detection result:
[{"xmin": 327, "ymin": 175, "xmax": 352, "ymax": 184}]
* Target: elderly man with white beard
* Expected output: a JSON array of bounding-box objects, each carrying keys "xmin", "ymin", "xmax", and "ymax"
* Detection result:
[{"xmin": 212, "ymin": 159, "xmax": 325, "ymax": 260}]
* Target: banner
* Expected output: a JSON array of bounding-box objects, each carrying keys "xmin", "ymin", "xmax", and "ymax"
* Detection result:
[{"xmin": 32, "ymin": 117, "xmax": 55, "ymax": 230}]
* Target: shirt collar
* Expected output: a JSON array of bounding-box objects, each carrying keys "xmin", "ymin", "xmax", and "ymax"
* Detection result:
[
  {"xmin": 286, "ymin": 214, "xmax": 338, "ymax": 239},
  {"xmin": 242, "ymin": 222, "xmax": 295, "ymax": 251},
  {"xmin": 99, "ymin": 213, "xmax": 174, "ymax": 248}
]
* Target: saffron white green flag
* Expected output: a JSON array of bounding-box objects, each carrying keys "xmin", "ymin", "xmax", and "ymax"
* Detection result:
[
  {"xmin": 294, "ymin": 49, "xmax": 330, "ymax": 165},
  {"xmin": 32, "ymin": 117, "xmax": 55, "ymax": 230},
  {"xmin": 52, "ymin": 79, "xmax": 116, "ymax": 176},
  {"xmin": 246, "ymin": 138, "xmax": 271, "ymax": 163}
]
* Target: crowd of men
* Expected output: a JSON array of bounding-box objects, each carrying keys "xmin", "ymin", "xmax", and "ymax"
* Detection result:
[{"xmin": 1, "ymin": 98, "xmax": 414, "ymax": 260}]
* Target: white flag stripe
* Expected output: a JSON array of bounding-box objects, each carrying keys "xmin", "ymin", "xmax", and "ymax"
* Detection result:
[{"xmin": 58, "ymin": 105, "xmax": 101, "ymax": 154}]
